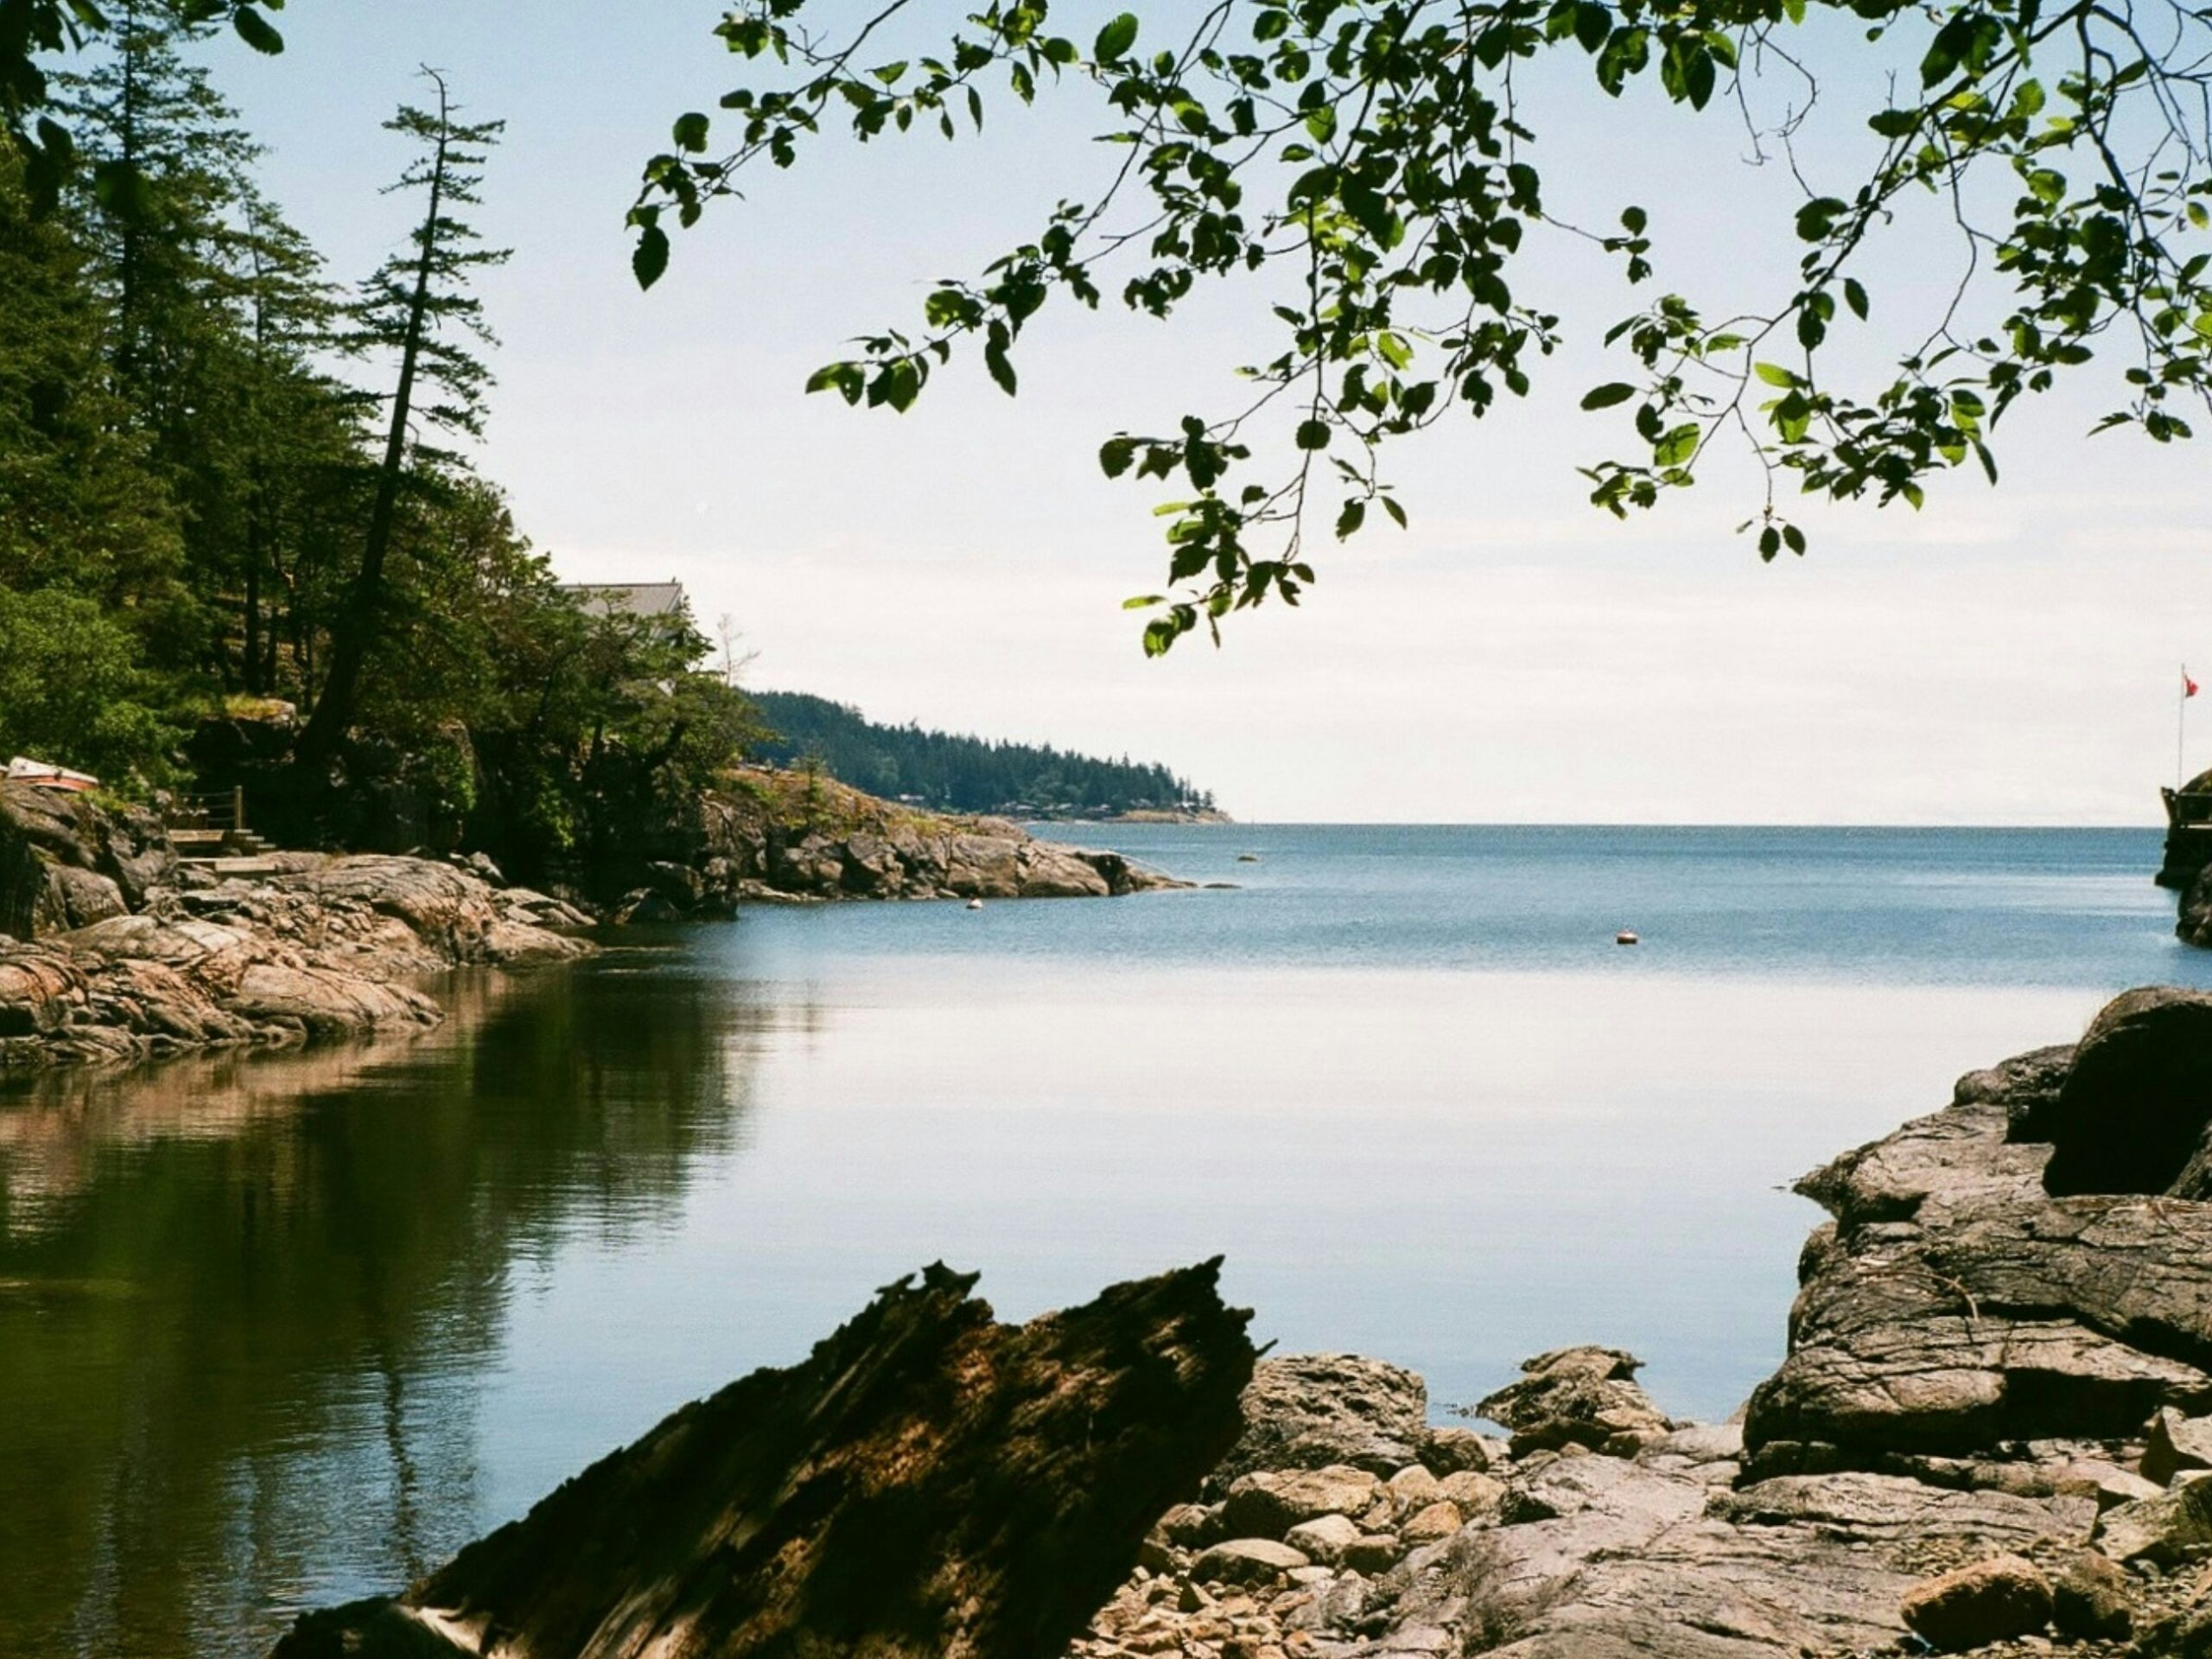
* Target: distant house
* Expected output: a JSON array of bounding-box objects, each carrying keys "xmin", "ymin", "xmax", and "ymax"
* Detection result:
[{"xmin": 561, "ymin": 580, "xmax": 690, "ymax": 624}]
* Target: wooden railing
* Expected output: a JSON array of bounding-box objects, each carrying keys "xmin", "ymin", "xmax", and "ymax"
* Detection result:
[{"xmin": 165, "ymin": 787, "xmax": 247, "ymax": 842}]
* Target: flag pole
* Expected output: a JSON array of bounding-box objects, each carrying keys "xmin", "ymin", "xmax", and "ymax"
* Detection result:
[{"xmin": 2184, "ymin": 664, "xmax": 2191, "ymax": 790}]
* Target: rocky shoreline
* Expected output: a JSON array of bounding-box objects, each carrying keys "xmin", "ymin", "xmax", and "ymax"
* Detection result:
[
  {"xmin": 266, "ymin": 985, "xmax": 2212, "ymax": 1657},
  {"xmin": 0, "ymin": 772, "xmax": 1191, "ymax": 1072},
  {"xmin": 611, "ymin": 766, "xmax": 1191, "ymax": 918}
]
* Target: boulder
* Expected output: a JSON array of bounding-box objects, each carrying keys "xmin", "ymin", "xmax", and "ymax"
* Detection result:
[
  {"xmin": 1340, "ymin": 1534, "xmax": 1400, "ymax": 1574},
  {"xmin": 1418, "ymin": 1426, "xmax": 1492, "ymax": 1475},
  {"xmin": 0, "ymin": 779, "xmax": 175, "ymax": 939},
  {"xmin": 1439, "ymin": 1471, "xmax": 1507, "ymax": 1519},
  {"xmin": 1398, "ymin": 1500, "xmax": 1463, "ymax": 1546},
  {"xmin": 2094, "ymin": 1474, "xmax": 2212, "ymax": 1564},
  {"xmin": 1214, "ymin": 1353, "xmax": 1429, "ymax": 1481},
  {"xmin": 1898, "ymin": 1554, "xmax": 2053, "ymax": 1651},
  {"xmin": 2040, "ymin": 987, "xmax": 2212, "ymax": 1196},
  {"xmin": 1013, "ymin": 842, "xmax": 1112, "ymax": 899},
  {"xmin": 1220, "ymin": 1465, "xmax": 1380, "ymax": 1537},
  {"xmin": 1476, "ymin": 1346, "xmax": 1670, "ymax": 1456},
  {"xmin": 1282, "ymin": 1512, "xmax": 1361, "ymax": 1566},
  {"xmin": 1386, "ymin": 1465, "xmax": 1445, "ymax": 1510},
  {"xmin": 1190, "ymin": 1538, "xmax": 1310, "ymax": 1587},
  {"xmin": 1158, "ymin": 1503, "xmax": 1223, "ymax": 1548},
  {"xmin": 1968, "ymin": 1043, "xmax": 2077, "ymax": 1141},
  {"xmin": 1745, "ymin": 1014, "xmax": 2212, "ymax": 1471},
  {"xmin": 0, "ymin": 944, "xmax": 84, "ymax": 1037},
  {"xmin": 2051, "ymin": 1550, "xmax": 2133, "ymax": 1640},
  {"xmin": 48, "ymin": 864, "xmax": 127, "ymax": 930},
  {"xmin": 276, "ymin": 1260, "xmax": 1255, "ymax": 1659},
  {"xmin": 2144, "ymin": 1407, "xmax": 2212, "ymax": 1485}
]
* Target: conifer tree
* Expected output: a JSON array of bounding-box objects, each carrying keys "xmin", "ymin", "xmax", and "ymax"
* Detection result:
[{"xmin": 298, "ymin": 71, "xmax": 507, "ymax": 763}]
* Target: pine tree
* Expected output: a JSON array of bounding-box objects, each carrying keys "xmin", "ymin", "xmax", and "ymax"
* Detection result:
[{"xmin": 298, "ymin": 71, "xmax": 506, "ymax": 763}]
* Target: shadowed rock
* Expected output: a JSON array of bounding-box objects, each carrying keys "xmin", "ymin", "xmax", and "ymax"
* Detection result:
[
  {"xmin": 1746, "ymin": 988, "xmax": 2212, "ymax": 1473},
  {"xmin": 2041, "ymin": 987, "xmax": 2212, "ymax": 1196},
  {"xmin": 274, "ymin": 1260, "xmax": 1255, "ymax": 1659}
]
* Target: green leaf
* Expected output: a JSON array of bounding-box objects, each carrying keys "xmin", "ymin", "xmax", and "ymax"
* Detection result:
[
  {"xmin": 1753, "ymin": 361, "xmax": 1798, "ymax": 387},
  {"xmin": 1781, "ymin": 523, "xmax": 1806, "ymax": 555},
  {"xmin": 1336, "ymin": 499, "xmax": 1365, "ymax": 537},
  {"xmin": 1095, "ymin": 12, "xmax": 1139, "ymax": 60},
  {"xmin": 1842, "ymin": 277, "xmax": 1869, "ymax": 321},
  {"xmin": 984, "ymin": 340, "xmax": 1017, "ymax": 395},
  {"xmin": 1381, "ymin": 496, "xmax": 1408, "ymax": 528},
  {"xmin": 672, "ymin": 111, "xmax": 711, "ymax": 152},
  {"xmin": 632, "ymin": 223, "xmax": 671, "ymax": 289},
  {"xmin": 1580, "ymin": 381, "xmax": 1637, "ymax": 410},
  {"xmin": 232, "ymin": 5, "xmax": 284, "ymax": 54},
  {"xmin": 1122, "ymin": 594, "xmax": 1166, "ymax": 609},
  {"xmin": 1795, "ymin": 198, "xmax": 1847, "ymax": 242},
  {"xmin": 1100, "ymin": 436, "xmax": 1137, "ymax": 478},
  {"xmin": 1295, "ymin": 418, "xmax": 1331, "ymax": 450}
]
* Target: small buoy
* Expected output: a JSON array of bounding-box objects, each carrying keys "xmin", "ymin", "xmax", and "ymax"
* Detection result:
[
  {"xmin": 1236, "ymin": 853, "xmax": 1262, "ymax": 862},
  {"xmin": 967, "ymin": 898, "xmax": 984, "ymax": 911},
  {"xmin": 1616, "ymin": 930, "xmax": 1639, "ymax": 946}
]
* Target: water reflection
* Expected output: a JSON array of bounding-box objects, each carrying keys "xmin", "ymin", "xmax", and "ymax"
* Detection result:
[{"xmin": 0, "ymin": 949, "xmax": 763, "ymax": 1659}]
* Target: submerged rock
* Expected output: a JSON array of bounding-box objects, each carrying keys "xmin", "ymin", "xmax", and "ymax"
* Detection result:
[{"xmin": 275, "ymin": 1260, "xmax": 1255, "ymax": 1659}]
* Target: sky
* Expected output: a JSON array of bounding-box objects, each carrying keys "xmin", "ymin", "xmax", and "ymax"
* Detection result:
[{"xmin": 189, "ymin": 0, "xmax": 2212, "ymax": 823}]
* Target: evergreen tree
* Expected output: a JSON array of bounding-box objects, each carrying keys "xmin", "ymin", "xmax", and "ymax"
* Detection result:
[{"xmin": 298, "ymin": 72, "xmax": 508, "ymax": 763}]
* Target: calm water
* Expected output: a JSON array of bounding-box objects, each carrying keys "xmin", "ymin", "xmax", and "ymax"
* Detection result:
[{"xmin": 3, "ymin": 824, "xmax": 2206, "ymax": 1656}]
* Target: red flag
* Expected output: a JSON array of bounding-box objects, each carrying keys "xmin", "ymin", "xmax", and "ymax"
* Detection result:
[{"xmin": 2190, "ymin": 671, "xmax": 2201, "ymax": 699}]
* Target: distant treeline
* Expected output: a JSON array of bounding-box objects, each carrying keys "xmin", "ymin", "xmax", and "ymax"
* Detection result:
[{"xmin": 750, "ymin": 691, "xmax": 1216, "ymax": 818}]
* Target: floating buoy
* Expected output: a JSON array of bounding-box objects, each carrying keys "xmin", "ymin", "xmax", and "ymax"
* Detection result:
[
  {"xmin": 967, "ymin": 898, "xmax": 984, "ymax": 911},
  {"xmin": 1236, "ymin": 853, "xmax": 1262, "ymax": 862},
  {"xmin": 1616, "ymin": 930, "xmax": 1639, "ymax": 946}
]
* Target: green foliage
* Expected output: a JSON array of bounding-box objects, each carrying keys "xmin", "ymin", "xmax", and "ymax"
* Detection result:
[
  {"xmin": 0, "ymin": 587, "xmax": 177, "ymax": 785},
  {"xmin": 0, "ymin": 0, "xmax": 284, "ymax": 212},
  {"xmin": 637, "ymin": 0, "xmax": 2212, "ymax": 650},
  {"xmin": 0, "ymin": 31, "xmax": 769, "ymax": 861},
  {"xmin": 749, "ymin": 690, "xmax": 1213, "ymax": 816},
  {"xmin": 297, "ymin": 72, "xmax": 511, "ymax": 762}
]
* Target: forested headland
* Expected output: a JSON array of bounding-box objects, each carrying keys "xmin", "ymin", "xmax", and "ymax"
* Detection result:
[
  {"xmin": 0, "ymin": 11, "xmax": 761, "ymax": 883},
  {"xmin": 750, "ymin": 690, "xmax": 1220, "ymax": 821}
]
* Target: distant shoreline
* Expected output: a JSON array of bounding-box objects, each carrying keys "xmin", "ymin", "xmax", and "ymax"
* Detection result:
[{"xmin": 1025, "ymin": 808, "xmax": 1235, "ymax": 826}]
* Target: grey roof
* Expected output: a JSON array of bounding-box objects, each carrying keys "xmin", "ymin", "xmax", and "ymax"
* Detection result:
[{"xmin": 562, "ymin": 580, "xmax": 689, "ymax": 620}]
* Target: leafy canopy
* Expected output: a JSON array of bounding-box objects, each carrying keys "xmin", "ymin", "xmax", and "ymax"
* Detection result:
[{"xmin": 634, "ymin": 0, "xmax": 2212, "ymax": 651}]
